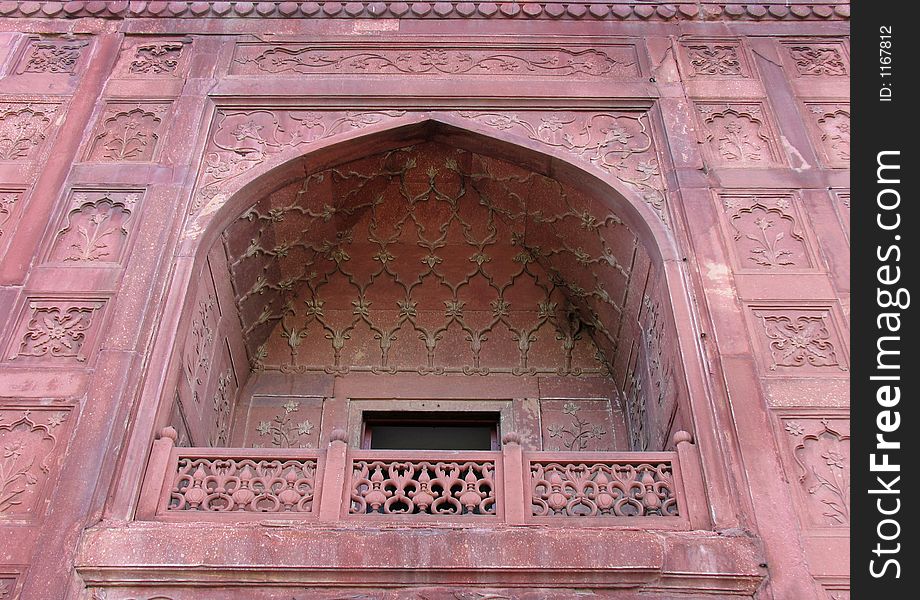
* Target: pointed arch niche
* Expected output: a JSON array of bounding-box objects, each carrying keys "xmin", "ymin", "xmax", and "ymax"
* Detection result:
[{"xmin": 165, "ymin": 116, "xmax": 694, "ymax": 457}]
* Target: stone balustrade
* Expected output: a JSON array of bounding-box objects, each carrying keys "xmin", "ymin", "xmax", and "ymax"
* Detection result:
[{"xmin": 137, "ymin": 427, "xmax": 705, "ymax": 529}]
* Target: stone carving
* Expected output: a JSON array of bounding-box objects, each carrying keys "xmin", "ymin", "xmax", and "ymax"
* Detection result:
[
  {"xmin": 351, "ymin": 458, "xmax": 497, "ymax": 516},
  {"xmin": 233, "ymin": 44, "xmax": 638, "ymax": 78},
  {"xmin": 183, "ymin": 293, "xmax": 217, "ymax": 405},
  {"xmin": 457, "ymin": 110, "xmax": 669, "ymax": 225},
  {"xmin": 807, "ymin": 104, "xmax": 850, "ymax": 165},
  {"xmin": 545, "ymin": 402, "xmax": 608, "ymax": 451},
  {"xmin": 697, "ymin": 103, "xmax": 779, "ymax": 166},
  {"xmin": 130, "ymin": 42, "xmax": 184, "ymax": 75},
  {"xmin": 0, "ymin": 103, "xmax": 56, "ymax": 161},
  {"xmin": 193, "ymin": 109, "xmax": 406, "ymax": 215},
  {"xmin": 0, "ymin": 193, "xmax": 18, "ymax": 239},
  {"xmin": 530, "ymin": 461, "xmax": 677, "ymax": 517},
  {"xmin": 786, "ymin": 44, "xmax": 848, "ymax": 76},
  {"xmin": 50, "ymin": 191, "xmax": 138, "ymax": 263},
  {"xmin": 721, "ymin": 194, "xmax": 811, "ymax": 269},
  {"xmin": 0, "ymin": 408, "xmax": 68, "ymax": 517},
  {"xmin": 683, "ymin": 42, "xmax": 745, "ymax": 76},
  {"xmin": 228, "ymin": 143, "xmax": 637, "ymax": 378},
  {"xmin": 626, "ymin": 371, "xmax": 648, "ymax": 451},
  {"xmin": 87, "ymin": 105, "xmax": 168, "ymax": 162},
  {"xmin": 256, "ymin": 400, "xmax": 315, "ymax": 448},
  {"xmin": 13, "ymin": 301, "xmax": 104, "ymax": 362},
  {"xmin": 785, "ymin": 418, "xmax": 850, "ymax": 526},
  {"xmin": 18, "ymin": 39, "xmax": 87, "ymax": 74},
  {"xmin": 168, "ymin": 457, "xmax": 317, "ymax": 513},
  {"xmin": 754, "ymin": 310, "xmax": 846, "ymax": 372},
  {"xmin": 208, "ymin": 368, "xmax": 235, "ymax": 447}
]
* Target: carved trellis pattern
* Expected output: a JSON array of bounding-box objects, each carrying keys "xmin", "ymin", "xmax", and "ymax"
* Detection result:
[{"xmin": 226, "ymin": 142, "xmax": 646, "ymax": 378}]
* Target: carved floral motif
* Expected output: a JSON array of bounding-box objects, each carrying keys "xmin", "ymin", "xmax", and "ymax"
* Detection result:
[
  {"xmin": 720, "ymin": 194, "xmax": 811, "ymax": 269},
  {"xmin": 457, "ymin": 110, "xmax": 669, "ymax": 225},
  {"xmin": 0, "ymin": 103, "xmax": 56, "ymax": 161},
  {"xmin": 256, "ymin": 400, "xmax": 315, "ymax": 448},
  {"xmin": 697, "ymin": 103, "xmax": 779, "ymax": 166},
  {"xmin": 783, "ymin": 418, "xmax": 850, "ymax": 527},
  {"xmin": 192, "ymin": 110, "xmax": 407, "ymax": 215},
  {"xmin": 754, "ymin": 309, "xmax": 846, "ymax": 372},
  {"xmin": 806, "ymin": 104, "xmax": 850, "ymax": 165},
  {"xmin": 18, "ymin": 40, "xmax": 87, "ymax": 74},
  {"xmin": 87, "ymin": 105, "xmax": 168, "ymax": 162},
  {"xmin": 786, "ymin": 44, "xmax": 848, "ymax": 76},
  {"xmin": 168, "ymin": 456, "xmax": 317, "ymax": 513},
  {"xmin": 530, "ymin": 460, "xmax": 677, "ymax": 517},
  {"xmin": 130, "ymin": 42, "xmax": 184, "ymax": 75},
  {"xmin": 13, "ymin": 301, "xmax": 104, "ymax": 362},
  {"xmin": 233, "ymin": 44, "xmax": 638, "ymax": 78},
  {"xmin": 351, "ymin": 458, "xmax": 497, "ymax": 516},
  {"xmin": 228, "ymin": 143, "xmax": 633, "ymax": 378},
  {"xmin": 0, "ymin": 408, "xmax": 68, "ymax": 517},
  {"xmin": 208, "ymin": 368, "xmax": 235, "ymax": 447},
  {"xmin": 546, "ymin": 402, "xmax": 608, "ymax": 451},
  {"xmin": 183, "ymin": 293, "xmax": 217, "ymax": 405},
  {"xmin": 683, "ymin": 42, "xmax": 745, "ymax": 76},
  {"xmin": 50, "ymin": 191, "xmax": 139, "ymax": 263},
  {"xmin": 0, "ymin": 192, "xmax": 18, "ymax": 240}
]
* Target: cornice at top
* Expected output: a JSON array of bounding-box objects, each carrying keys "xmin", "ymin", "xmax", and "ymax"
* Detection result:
[{"xmin": 0, "ymin": 1, "xmax": 851, "ymax": 21}]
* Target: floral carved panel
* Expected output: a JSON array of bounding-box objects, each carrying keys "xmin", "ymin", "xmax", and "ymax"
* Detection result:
[
  {"xmin": 777, "ymin": 414, "xmax": 849, "ymax": 529},
  {"xmin": 86, "ymin": 103, "xmax": 170, "ymax": 162},
  {"xmin": 0, "ymin": 406, "xmax": 70, "ymax": 520},
  {"xmin": 0, "ymin": 576, "xmax": 17, "ymax": 599},
  {"xmin": 237, "ymin": 396, "xmax": 322, "ymax": 449},
  {"xmin": 47, "ymin": 190, "xmax": 142, "ymax": 264},
  {"xmin": 7, "ymin": 299, "xmax": 105, "ymax": 364},
  {"xmin": 803, "ymin": 103, "xmax": 850, "ymax": 167},
  {"xmin": 16, "ymin": 39, "xmax": 88, "ymax": 74},
  {"xmin": 231, "ymin": 42, "xmax": 640, "ymax": 79},
  {"xmin": 0, "ymin": 190, "xmax": 23, "ymax": 252},
  {"xmin": 679, "ymin": 39, "xmax": 751, "ymax": 78},
  {"xmin": 695, "ymin": 102, "xmax": 782, "ymax": 167},
  {"xmin": 781, "ymin": 41, "xmax": 849, "ymax": 77},
  {"xmin": 831, "ymin": 189, "xmax": 850, "ymax": 243},
  {"xmin": 749, "ymin": 306, "xmax": 848, "ymax": 375},
  {"xmin": 717, "ymin": 192, "xmax": 816, "ymax": 271},
  {"xmin": 0, "ymin": 102, "xmax": 58, "ymax": 162},
  {"xmin": 127, "ymin": 41, "xmax": 186, "ymax": 76},
  {"xmin": 541, "ymin": 400, "xmax": 616, "ymax": 451}
]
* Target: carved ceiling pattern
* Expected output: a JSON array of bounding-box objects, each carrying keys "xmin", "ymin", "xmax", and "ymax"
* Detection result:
[{"xmin": 224, "ymin": 142, "xmax": 647, "ymax": 377}]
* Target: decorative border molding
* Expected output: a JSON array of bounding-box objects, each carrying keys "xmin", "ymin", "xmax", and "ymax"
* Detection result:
[{"xmin": 0, "ymin": 2, "xmax": 850, "ymax": 22}]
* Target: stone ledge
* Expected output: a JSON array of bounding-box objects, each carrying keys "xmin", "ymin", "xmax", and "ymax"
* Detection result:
[{"xmin": 77, "ymin": 523, "xmax": 765, "ymax": 594}]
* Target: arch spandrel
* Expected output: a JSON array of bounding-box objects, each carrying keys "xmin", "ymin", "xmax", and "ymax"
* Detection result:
[{"xmin": 182, "ymin": 111, "xmax": 678, "ymax": 267}]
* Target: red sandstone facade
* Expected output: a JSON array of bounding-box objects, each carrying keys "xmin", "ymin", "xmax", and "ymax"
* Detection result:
[{"xmin": 0, "ymin": 3, "xmax": 849, "ymax": 599}]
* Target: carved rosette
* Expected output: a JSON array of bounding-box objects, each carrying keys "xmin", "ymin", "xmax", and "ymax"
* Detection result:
[
  {"xmin": 696, "ymin": 102, "xmax": 781, "ymax": 167},
  {"xmin": 0, "ymin": 407, "xmax": 69, "ymax": 518},
  {"xmin": 0, "ymin": 102, "xmax": 57, "ymax": 162},
  {"xmin": 86, "ymin": 104, "xmax": 170, "ymax": 162},
  {"xmin": 782, "ymin": 42, "xmax": 849, "ymax": 77},
  {"xmin": 680, "ymin": 39, "xmax": 749, "ymax": 77},
  {"xmin": 48, "ymin": 190, "xmax": 141, "ymax": 264},
  {"xmin": 8, "ymin": 300, "xmax": 105, "ymax": 363},
  {"xmin": 232, "ymin": 44, "xmax": 639, "ymax": 78},
  {"xmin": 751, "ymin": 307, "xmax": 847, "ymax": 373},
  {"xmin": 718, "ymin": 193, "xmax": 813, "ymax": 270}
]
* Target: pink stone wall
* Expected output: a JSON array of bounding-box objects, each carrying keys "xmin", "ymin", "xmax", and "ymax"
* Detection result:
[{"xmin": 0, "ymin": 4, "xmax": 848, "ymax": 599}]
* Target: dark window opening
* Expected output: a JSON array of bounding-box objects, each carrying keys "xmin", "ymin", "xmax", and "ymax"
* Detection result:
[{"xmin": 361, "ymin": 411, "xmax": 500, "ymax": 451}]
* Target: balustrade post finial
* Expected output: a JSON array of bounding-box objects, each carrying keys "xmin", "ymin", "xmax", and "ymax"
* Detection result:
[
  {"xmin": 329, "ymin": 428, "xmax": 348, "ymax": 445},
  {"xmin": 158, "ymin": 426, "xmax": 178, "ymax": 442},
  {"xmin": 501, "ymin": 431, "xmax": 521, "ymax": 445},
  {"xmin": 672, "ymin": 430, "xmax": 693, "ymax": 446}
]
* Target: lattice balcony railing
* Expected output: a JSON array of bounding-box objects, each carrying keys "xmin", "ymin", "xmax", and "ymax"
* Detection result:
[{"xmin": 138, "ymin": 429, "xmax": 707, "ymax": 529}]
